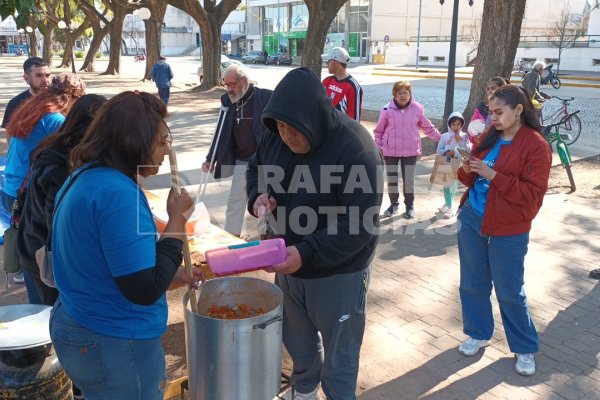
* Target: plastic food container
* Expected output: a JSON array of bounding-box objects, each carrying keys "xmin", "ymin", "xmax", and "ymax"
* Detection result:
[
  {"xmin": 205, "ymin": 239, "xmax": 286, "ymax": 277},
  {"xmin": 153, "ymin": 202, "xmax": 210, "ymax": 237}
]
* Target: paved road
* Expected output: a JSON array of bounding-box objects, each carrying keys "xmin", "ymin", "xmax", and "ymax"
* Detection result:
[{"xmin": 135, "ymin": 56, "xmax": 600, "ymax": 159}]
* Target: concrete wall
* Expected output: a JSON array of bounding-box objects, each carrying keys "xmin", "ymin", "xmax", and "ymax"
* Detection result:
[
  {"xmin": 516, "ymin": 47, "xmax": 600, "ymax": 71},
  {"xmin": 161, "ymin": 6, "xmax": 198, "ymax": 56}
]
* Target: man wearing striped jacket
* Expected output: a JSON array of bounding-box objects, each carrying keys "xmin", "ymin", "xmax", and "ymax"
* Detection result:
[{"xmin": 322, "ymin": 47, "xmax": 363, "ymax": 121}]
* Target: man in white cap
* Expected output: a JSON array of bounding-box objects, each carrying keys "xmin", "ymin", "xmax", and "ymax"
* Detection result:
[{"xmin": 322, "ymin": 46, "xmax": 363, "ymax": 121}]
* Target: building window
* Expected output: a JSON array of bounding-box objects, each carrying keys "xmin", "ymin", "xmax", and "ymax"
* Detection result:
[
  {"xmin": 545, "ymin": 58, "xmax": 559, "ymax": 65},
  {"xmin": 593, "ymin": 59, "xmax": 600, "ymax": 66},
  {"xmin": 434, "ymin": 56, "xmax": 445, "ymax": 62},
  {"xmin": 419, "ymin": 56, "xmax": 429, "ymax": 62}
]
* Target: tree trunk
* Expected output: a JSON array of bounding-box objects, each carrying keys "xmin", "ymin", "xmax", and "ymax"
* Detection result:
[
  {"xmin": 143, "ymin": 0, "xmax": 168, "ymax": 81},
  {"xmin": 58, "ymin": 0, "xmax": 73, "ymax": 70},
  {"xmin": 79, "ymin": 2, "xmax": 111, "ymax": 72},
  {"xmin": 81, "ymin": 27, "xmax": 109, "ymax": 72},
  {"xmin": 42, "ymin": 29, "xmax": 54, "ymax": 63},
  {"xmin": 463, "ymin": 0, "xmax": 526, "ymax": 122},
  {"xmin": 167, "ymin": 0, "xmax": 240, "ymax": 88},
  {"xmin": 303, "ymin": 0, "xmax": 348, "ymax": 79},
  {"xmin": 102, "ymin": 2, "xmax": 128, "ymax": 75},
  {"xmin": 198, "ymin": 16, "xmax": 223, "ymax": 88},
  {"xmin": 59, "ymin": 36, "xmax": 73, "ymax": 69},
  {"xmin": 28, "ymin": 31, "xmax": 38, "ymax": 57}
]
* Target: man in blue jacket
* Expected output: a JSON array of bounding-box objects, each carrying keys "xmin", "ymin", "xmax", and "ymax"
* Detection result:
[{"xmin": 151, "ymin": 56, "xmax": 174, "ymax": 105}]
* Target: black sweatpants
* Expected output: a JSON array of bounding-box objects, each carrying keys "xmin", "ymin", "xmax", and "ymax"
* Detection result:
[{"xmin": 384, "ymin": 156, "xmax": 417, "ymax": 209}]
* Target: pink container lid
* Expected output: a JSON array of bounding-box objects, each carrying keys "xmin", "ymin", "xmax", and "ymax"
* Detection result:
[{"xmin": 205, "ymin": 238, "xmax": 286, "ymax": 277}]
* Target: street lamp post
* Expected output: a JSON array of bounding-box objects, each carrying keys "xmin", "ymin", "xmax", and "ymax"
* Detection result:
[
  {"xmin": 439, "ymin": 0, "xmax": 474, "ymax": 123},
  {"xmin": 58, "ymin": 20, "xmax": 77, "ymax": 74},
  {"xmin": 416, "ymin": 0, "xmax": 423, "ymax": 69},
  {"xmin": 138, "ymin": 7, "xmax": 161, "ymax": 58}
]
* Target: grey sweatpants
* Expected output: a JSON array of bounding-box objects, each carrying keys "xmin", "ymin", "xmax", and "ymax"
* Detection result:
[{"xmin": 275, "ymin": 267, "xmax": 371, "ymax": 400}]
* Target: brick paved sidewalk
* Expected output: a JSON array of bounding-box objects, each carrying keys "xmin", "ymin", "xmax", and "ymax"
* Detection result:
[{"xmin": 151, "ymin": 107, "xmax": 600, "ymax": 399}]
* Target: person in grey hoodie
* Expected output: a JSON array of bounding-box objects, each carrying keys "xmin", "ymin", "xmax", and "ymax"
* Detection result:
[
  {"xmin": 247, "ymin": 67, "xmax": 383, "ymax": 399},
  {"xmin": 151, "ymin": 56, "xmax": 174, "ymax": 106}
]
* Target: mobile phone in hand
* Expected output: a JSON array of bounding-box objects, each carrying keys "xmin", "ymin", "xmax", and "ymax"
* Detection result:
[{"xmin": 455, "ymin": 147, "xmax": 473, "ymax": 160}]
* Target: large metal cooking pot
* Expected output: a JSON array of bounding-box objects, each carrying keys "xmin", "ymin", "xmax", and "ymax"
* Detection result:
[
  {"xmin": 0, "ymin": 305, "xmax": 71, "ymax": 399},
  {"xmin": 183, "ymin": 277, "xmax": 283, "ymax": 400}
]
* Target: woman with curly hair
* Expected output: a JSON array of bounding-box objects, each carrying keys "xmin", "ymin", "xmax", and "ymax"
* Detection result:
[{"xmin": 3, "ymin": 72, "xmax": 85, "ymax": 298}]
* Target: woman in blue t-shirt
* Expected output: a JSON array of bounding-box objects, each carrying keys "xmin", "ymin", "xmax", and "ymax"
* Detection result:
[
  {"xmin": 4, "ymin": 72, "xmax": 86, "ymax": 300},
  {"xmin": 49, "ymin": 91, "xmax": 202, "ymax": 400}
]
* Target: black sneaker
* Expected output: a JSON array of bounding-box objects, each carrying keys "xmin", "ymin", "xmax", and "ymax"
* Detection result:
[
  {"xmin": 404, "ymin": 208, "xmax": 415, "ymax": 219},
  {"xmin": 382, "ymin": 203, "xmax": 399, "ymax": 217}
]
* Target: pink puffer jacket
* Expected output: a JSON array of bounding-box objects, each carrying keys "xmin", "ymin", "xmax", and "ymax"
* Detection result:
[{"xmin": 373, "ymin": 100, "xmax": 441, "ymax": 157}]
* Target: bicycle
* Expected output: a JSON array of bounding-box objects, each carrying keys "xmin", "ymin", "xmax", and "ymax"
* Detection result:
[
  {"xmin": 521, "ymin": 64, "xmax": 561, "ymax": 89},
  {"xmin": 543, "ymin": 110, "xmax": 579, "ymax": 192},
  {"xmin": 541, "ymin": 95, "xmax": 582, "ymax": 145}
]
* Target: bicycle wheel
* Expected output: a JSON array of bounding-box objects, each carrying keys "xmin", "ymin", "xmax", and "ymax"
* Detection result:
[
  {"xmin": 551, "ymin": 77, "xmax": 561, "ymax": 89},
  {"xmin": 558, "ymin": 114, "xmax": 582, "ymax": 145}
]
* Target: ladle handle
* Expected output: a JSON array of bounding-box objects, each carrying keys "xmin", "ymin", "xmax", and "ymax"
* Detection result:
[{"xmin": 168, "ymin": 147, "xmax": 199, "ymax": 314}]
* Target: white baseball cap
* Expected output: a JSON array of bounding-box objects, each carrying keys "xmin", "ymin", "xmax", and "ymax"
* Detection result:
[{"xmin": 323, "ymin": 47, "xmax": 350, "ymax": 64}]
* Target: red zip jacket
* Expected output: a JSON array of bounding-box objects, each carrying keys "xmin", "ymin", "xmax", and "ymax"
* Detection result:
[{"xmin": 457, "ymin": 125, "xmax": 551, "ymax": 236}]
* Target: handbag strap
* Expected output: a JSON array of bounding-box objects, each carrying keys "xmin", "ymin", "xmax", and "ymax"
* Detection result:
[
  {"xmin": 10, "ymin": 166, "xmax": 35, "ymax": 226},
  {"xmin": 46, "ymin": 163, "xmax": 102, "ymax": 250}
]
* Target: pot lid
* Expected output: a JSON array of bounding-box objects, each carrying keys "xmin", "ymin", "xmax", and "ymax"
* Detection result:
[{"xmin": 0, "ymin": 304, "xmax": 52, "ymax": 350}]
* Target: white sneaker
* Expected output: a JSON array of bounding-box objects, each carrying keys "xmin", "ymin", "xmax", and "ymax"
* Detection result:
[
  {"xmin": 276, "ymin": 387, "xmax": 320, "ymax": 400},
  {"xmin": 515, "ymin": 353, "xmax": 536, "ymax": 376},
  {"xmin": 458, "ymin": 337, "xmax": 490, "ymax": 356},
  {"xmin": 438, "ymin": 204, "xmax": 450, "ymax": 214},
  {"xmin": 442, "ymin": 208, "xmax": 454, "ymax": 219},
  {"xmin": 296, "ymin": 388, "xmax": 320, "ymax": 400}
]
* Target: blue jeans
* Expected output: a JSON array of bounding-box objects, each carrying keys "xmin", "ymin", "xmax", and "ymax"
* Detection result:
[
  {"xmin": 50, "ymin": 300, "xmax": 166, "ymax": 400},
  {"xmin": 1, "ymin": 191, "xmax": 42, "ymax": 304},
  {"xmin": 457, "ymin": 202, "xmax": 539, "ymax": 354},
  {"xmin": 158, "ymin": 87, "xmax": 170, "ymax": 105}
]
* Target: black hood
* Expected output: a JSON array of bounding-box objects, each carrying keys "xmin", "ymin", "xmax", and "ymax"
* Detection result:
[{"xmin": 262, "ymin": 67, "xmax": 339, "ymax": 153}]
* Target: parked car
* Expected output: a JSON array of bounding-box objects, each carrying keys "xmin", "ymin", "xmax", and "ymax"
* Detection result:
[
  {"xmin": 226, "ymin": 53, "xmax": 243, "ymax": 60},
  {"xmin": 241, "ymin": 51, "xmax": 267, "ymax": 64},
  {"xmin": 197, "ymin": 54, "xmax": 244, "ymax": 85},
  {"xmin": 266, "ymin": 52, "xmax": 293, "ymax": 66}
]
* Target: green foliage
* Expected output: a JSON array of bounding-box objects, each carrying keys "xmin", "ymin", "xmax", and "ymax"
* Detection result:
[
  {"xmin": 96, "ymin": 51, "xmax": 103, "ymax": 58},
  {"xmin": 74, "ymin": 50, "xmax": 84, "ymax": 58},
  {"xmin": 57, "ymin": 50, "xmax": 64, "ymax": 58},
  {"xmin": 0, "ymin": 0, "xmax": 37, "ymax": 28}
]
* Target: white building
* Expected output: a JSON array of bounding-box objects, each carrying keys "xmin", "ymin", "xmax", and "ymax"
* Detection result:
[
  {"xmin": 122, "ymin": 7, "xmax": 199, "ymax": 57},
  {"xmin": 120, "ymin": 0, "xmax": 599, "ymax": 70},
  {"xmin": 371, "ymin": 0, "xmax": 599, "ymax": 71}
]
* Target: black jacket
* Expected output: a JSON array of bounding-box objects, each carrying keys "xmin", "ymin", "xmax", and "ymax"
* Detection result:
[
  {"xmin": 206, "ymin": 84, "xmax": 272, "ymax": 179},
  {"xmin": 247, "ymin": 68, "xmax": 383, "ymax": 279},
  {"xmin": 17, "ymin": 145, "xmax": 68, "ymax": 304}
]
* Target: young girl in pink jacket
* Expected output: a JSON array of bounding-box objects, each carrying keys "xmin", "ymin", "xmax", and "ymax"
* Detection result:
[{"xmin": 374, "ymin": 81, "xmax": 440, "ymax": 219}]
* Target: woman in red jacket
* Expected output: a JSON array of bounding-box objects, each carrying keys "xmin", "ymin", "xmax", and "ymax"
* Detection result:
[{"xmin": 455, "ymin": 85, "xmax": 551, "ymax": 377}]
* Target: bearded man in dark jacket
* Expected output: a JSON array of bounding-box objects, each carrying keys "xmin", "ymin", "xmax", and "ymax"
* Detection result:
[
  {"xmin": 247, "ymin": 67, "xmax": 383, "ymax": 399},
  {"xmin": 202, "ymin": 64, "xmax": 272, "ymax": 237}
]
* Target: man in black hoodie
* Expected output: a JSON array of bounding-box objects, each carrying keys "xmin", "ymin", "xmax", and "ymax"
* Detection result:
[{"xmin": 247, "ymin": 68, "xmax": 383, "ymax": 399}]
